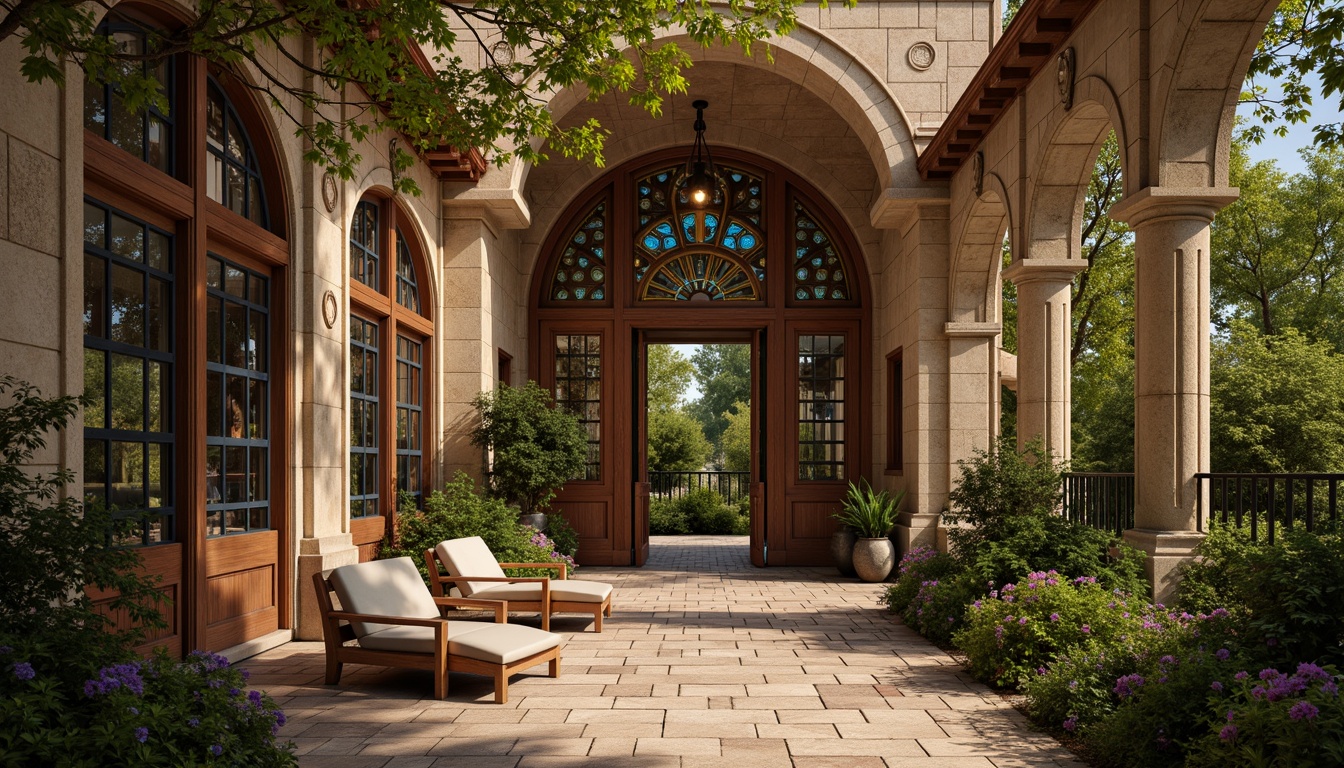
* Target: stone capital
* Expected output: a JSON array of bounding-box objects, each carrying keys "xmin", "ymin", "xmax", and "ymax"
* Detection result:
[
  {"xmin": 943, "ymin": 321, "xmax": 1000, "ymax": 338},
  {"xmin": 1108, "ymin": 186, "xmax": 1239, "ymax": 228},
  {"xmin": 442, "ymin": 187, "xmax": 532, "ymax": 231},
  {"xmin": 1001, "ymin": 257, "xmax": 1087, "ymax": 286},
  {"xmin": 869, "ymin": 186, "xmax": 950, "ymax": 229}
]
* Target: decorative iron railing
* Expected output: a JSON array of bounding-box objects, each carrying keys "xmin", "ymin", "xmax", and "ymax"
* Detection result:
[
  {"xmin": 1061, "ymin": 472, "xmax": 1135, "ymax": 536},
  {"xmin": 648, "ymin": 471, "xmax": 750, "ymax": 503},
  {"xmin": 1196, "ymin": 473, "xmax": 1343, "ymax": 543}
]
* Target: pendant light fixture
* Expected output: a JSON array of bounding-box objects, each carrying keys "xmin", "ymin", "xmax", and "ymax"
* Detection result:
[{"xmin": 682, "ymin": 99, "xmax": 717, "ymax": 207}]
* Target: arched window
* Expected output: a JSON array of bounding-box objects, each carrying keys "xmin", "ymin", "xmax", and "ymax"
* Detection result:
[
  {"xmin": 348, "ymin": 199, "xmax": 432, "ymax": 537},
  {"xmin": 81, "ymin": 10, "xmax": 289, "ymax": 654}
]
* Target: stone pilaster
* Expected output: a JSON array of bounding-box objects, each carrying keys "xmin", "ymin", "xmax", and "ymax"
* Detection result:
[
  {"xmin": 1002, "ymin": 258, "xmax": 1085, "ymax": 460},
  {"xmin": 1110, "ymin": 187, "xmax": 1237, "ymax": 601}
]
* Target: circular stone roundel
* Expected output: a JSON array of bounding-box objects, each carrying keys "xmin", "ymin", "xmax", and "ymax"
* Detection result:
[{"xmin": 908, "ymin": 42, "xmax": 936, "ymax": 71}]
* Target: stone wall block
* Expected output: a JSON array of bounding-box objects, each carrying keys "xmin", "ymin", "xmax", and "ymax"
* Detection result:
[{"xmin": 8, "ymin": 140, "xmax": 61, "ymax": 256}]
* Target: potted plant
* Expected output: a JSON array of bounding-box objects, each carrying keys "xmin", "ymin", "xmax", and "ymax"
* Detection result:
[
  {"xmin": 830, "ymin": 525, "xmax": 858, "ymax": 577},
  {"xmin": 471, "ymin": 381, "xmax": 589, "ymax": 529},
  {"xmin": 833, "ymin": 480, "xmax": 903, "ymax": 582}
]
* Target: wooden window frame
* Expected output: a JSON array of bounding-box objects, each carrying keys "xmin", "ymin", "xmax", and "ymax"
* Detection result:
[{"xmin": 348, "ymin": 195, "xmax": 434, "ymax": 535}]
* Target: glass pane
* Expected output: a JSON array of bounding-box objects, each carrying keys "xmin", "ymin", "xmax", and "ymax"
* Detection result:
[
  {"xmin": 206, "ymin": 89, "xmax": 224, "ymax": 149},
  {"xmin": 249, "ymin": 273, "xmax": 267, "ymax": 307},
  {"xmin": 84, "ymin": 79, "xmax": 106, "ymax": 135},
  {"xmin": 146, "ymin": 115, "xmax": 167, "ymax": 172},
  {"xmin": 147, "ymin": 443, "xmax": 166, "ymax": 507},
  {"xmin": 249, "ymin": 380, "xmax": 267, "ymax": 439},
  {"xmin": 350, "ymin": 402, "xmax": 363, "ymax": 448},
  {"xmin": 84, "ymin": 440, "xmax": 106, "ymax": 501},
  {"xmin": 364, "ymin": 351, "xmax": 378, "ymax": 397},
  {"xmin": 408, "ymin": 410, "xmax": 420, "ymax": 450},
  {"xmin": 84, "ymin": 203, "xmax": 106, "ymax": 247},
  {"xmin": 350, "ymin": 348, "xmax": 364, "ymax": 394},
  {"xmin": 363, "ymin": 401, "xmax": 377, "ymax": 446},
  {"xmin": 146, "ymin": 230, "xmax": 169, "ymax": 272},
  {"xmin": 207, "ymin": 154, "xmax": 223, "ymax": 204},
  {"xmin": 109, "ymin": 214, "xmax": 143, "ymax": 262},
  {"xmin": 225, "ymin": 302, "xmax": 246, "ymax": 368},
  {"xmin": 110, "ymin": 263, "xmax": 144, "ymax": 346},
  {"xmin": 206, "ymin": 370, "xmax": 223, "ymax": 437},
  {"xmin": 250, "ymin": 448, "xmax": 268, "ymax": 502},
  {"xmin": 226, "ymin": 375, "xmax": 246, "ymax": 438},
  {"xmin": 83, "ymin": 349, "xmax": 106, "ymax": 429},
  {"xmin": 224, "ymin": 265, "xmax": 246, "ymax": 299},
  {"xmin": 225, "ymin": 509, "xmax": 246, "ymax": 533},
  {"xmin": 206, "ymin": 445, "xmax": 223, "ymax": 503},
  {"xmin": 147, "ymin": 277, "xmax": 169, "ymax": 352},
  {"xmin": 108, "ymin": 353, "xmax": 144, "ymax": 431},
  {"xmin": 148, "ymin": 515, "xmax": 170, "ymax": 544},
  {"xmin": 247, "ymin": 310, "xmax": 266, "ymax": 371},
  {"xmin": 84, "ymin": 254, "xmax": 106, "ymax": 338},
  {"xmin": 206, "ymin": 295, "xmax": 222, "ymax": 363},
  {"xmin": 226, "ymin": 115, "xmax": 244, "ymax": 162},
  {"xmin": 146, "ymin": 360, "xmax": 164, "ymax": 432},
  {"xmin": 248, "ymin": 176, "xmax": 263, "ymax": 224},
  {"xmin": 108, "ymin": 92, "xmax": 144, "ymax": 159},
  {"xmin": 207, "ymin": 258, "xmax": 223, "ymax": 290},
  {"xmin": 227, "ymin": 165, "xmax": 246, "ymax": 216},
  {"xmin": 110, "ymin": 441, "xmax": 145, "ymax": 507},
  {"xmin": 249, "ymin": 507, "xmax": 267, "ymax": 531},
  {"xmin": 225, "ymin": 446, "xmax": 246, "ymax": 503},
  {"xmin": 396, "ymin": 408, "xmax": 408, "ymax": 449}
]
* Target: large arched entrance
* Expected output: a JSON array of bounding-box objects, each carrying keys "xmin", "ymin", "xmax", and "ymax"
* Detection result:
[{"xmin": 529, "ymin": 148, "xmax": 871, "ymax": 567}]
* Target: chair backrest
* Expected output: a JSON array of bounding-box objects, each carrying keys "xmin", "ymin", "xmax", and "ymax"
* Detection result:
[
  {"xmin": 328, "ymin": 556, "xmax": 440, "ymax": 638},
  {"xmin": 435, "ymin": 536, "xmax": 508, "ymax": 597}
]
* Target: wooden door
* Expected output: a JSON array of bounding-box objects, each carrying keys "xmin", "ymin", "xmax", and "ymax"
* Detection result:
[
  {"xmin": 749, "ymin": 327, "xmax": 767, "ymax": 566},
  {"xmin": 633, "ymin": 331, "xmax": 650, "ymax": 566}
]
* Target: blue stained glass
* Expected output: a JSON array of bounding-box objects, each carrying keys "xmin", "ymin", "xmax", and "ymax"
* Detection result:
[
  {"xmin": 573, "ymin": 270, "xmax": 584, "ymax": 282},
  {"xmin": 740, "ymin": 234, "xmax": 756, "ymax": 249},
  {"xmin": 593, "ymin": 231, "xmax": 604, "ymax": 241},
  {"xmin": 816, "ymin": 269, "xmax": 828, "ymax": 280},
  {"xmin": 812, "ymin": 257, "xmax": 823, "ymax": 267},
  {"xmin": 731, "ymin": 173, "xmax": 743, "ymax": 182},
  {"xmin": 704, "ymin": 215, "xmax": 718, "ymax": 241},
  {"xmin": 591, "ymin": 268, "xmax": 604, "ymax": 281},
  {"xmin": 814, "ymin": 286, "xmax": 826, "ymax": 298},
  {"xmin": 726, "ymin": 223, "xmax": 744, "ymax": 237},
  {"xmin": 833, "ymin": 271, "xmax": 843, "ymax": 282},
  {"xmin": 831, "ymin": 288, "xmax": 844, "ymax": 299},
  {"xmin": 656, "ymin": 222, "xmax": 673, "ymax": 236},
  {"xmin": 575, "ymin": 287, "xmax": 587, "ymax": 299},
  {"xmin": 644, "ymin": 235, "xmax": 660, "ymax": 250},
  {"xmin": 657, "ymin": 173, "xmax": 668, "ymax": 182},
  {"xmin": 796, "ymin": 268, "xmax": 808, "ymax": 280},
  {"xmin": 593, "ymin": 289, "xmax": 604, "ymax": 300},
  {"xmin": 574, "ymin": 232, "xmax": 586, "ymax": 244},
  {"xmin": 796, "ymin": 288, "xmax": 809, "ymax": 300},
  {"xmin": 797, "ymin": 247, "xmax": 808, "ymax": 258},
  {"xmin": 640, "ymin": 185, "xmax": 650, "ymax": 195},
  {"xmin": 796, "ymin": 230, "xmax": 807, "ymax": 241},
  {"xmin": 593, "ymin": 248, "xmax": 603, "ymax": 258},
  {"xmin": 556, "ymin": 272, "xmax": 568, "ymax": 283},
  {"xmin": 724, "ymin": 237, "xmax": 737, "ymax": 249},
  {"xmin": 813, "ymin": 232, "xmax": 825, "ymax": 244},
  {"xmin": 556, "ymin": 289, "xmax": 569, "ymax": 300},
  {"xmin": 682, "ymin": 214, "xmax": 696, "ymax": 242},
  {"xmin": 663, "ymin": 237, "xmax": 677, "ymax": 250},
  {"xmin": 586, "ymin": 218, "xmax": 601, "ymax": 229},
  {"xmin": 579, "ymin": 257, "xmax": 589, "ymax": 268}
]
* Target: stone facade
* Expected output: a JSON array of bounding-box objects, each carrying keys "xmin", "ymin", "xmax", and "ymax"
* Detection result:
[{"xmin": 0, "ymin": 0, "xmax": 1282, "ymax": 649}]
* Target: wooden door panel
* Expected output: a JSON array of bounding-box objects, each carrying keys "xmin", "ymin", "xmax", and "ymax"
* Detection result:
[
  {"xmin": 351, "ymin": 516, "xmax": 387, "ymax": 562},
  {"xmin": 89, "ymin": 542, "xmax": 184, "ymax": 657},
  {"xmin": 204, "ymin": 530, "xmax": 279, "ymax": 650}
]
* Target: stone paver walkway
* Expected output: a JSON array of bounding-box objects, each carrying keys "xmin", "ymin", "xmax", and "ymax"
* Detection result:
[{"xmin": 246, "ymin": 536, "xmax": 1083, "ymax": 767}]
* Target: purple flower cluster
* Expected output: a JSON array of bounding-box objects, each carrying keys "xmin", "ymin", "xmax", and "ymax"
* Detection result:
[
  {"xmin": 896, "ymin": 545, "xmax": 940, "ymax": 576},
  {"xmin": 84, "ymin": 662, "xmax": 145, "ymax": 697},
  {"xmin": 11, "ymin": 661, "xmax": 34, "ymax": 681},
  {"xmin": 188, "ymin": 650, "xmax": 231, "ymax": 672},
  {"xmin": 1114, "ymin": 673, "xmax": 1145, "ymax": 699},
  {"xmin": 1289, "ymin": 700, "xmax": 1320, "ymax": 721}
]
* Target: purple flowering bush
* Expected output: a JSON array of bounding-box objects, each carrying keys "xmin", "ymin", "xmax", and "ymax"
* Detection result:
[
  {"xmin": 954, "ymin": 571, "xmax": 1144, "ymax": 688},
  {"xmin": 898, "ymin": 571, "xmax": 985, "ymax": 645},
  {"xmin": 0, "ymin": 646, "xmax": 294, "ymax": 766},
  {"xmin": 879, "ymin": 546, "xmax": 960, "ymax": 616},
  {"xmin": 1184, "ymin": 663, "xmax": 1344, "ymax": 767}
]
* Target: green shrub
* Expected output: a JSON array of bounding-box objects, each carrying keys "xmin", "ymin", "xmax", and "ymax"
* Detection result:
[
  {"xmin": 1178, "ymin": 526, "xmax": 1344, "ymax": 668},
  {"xmin": 382, "ymin": 473, "xmax": 574, "ymax": 582},
  {"xmin": 901, "ymin": 570, "xmax": 984, "ymax": 646},
  {"xmin": 1185, "ymin": 662, "xmax": 1344, "ymax": 768},
  {"xmin": 545, "ymin": 512, "xmax": 580, "ymax": 558},
  {"xmin": 881, "ymin": 546, "xmax": 961, "ymax": 615},
  {"xmin": 834, "ymin": 480, "xmax": 903, "ymax": 538},
  {"xmin": 680, "ymin": 487, "xmax": 728, "ymax": 532},
  {"xmin": 649, "ymin": 497, "xmax": 688, "ymax": 534},
  {"xmin": 0, "ymin": 646, "xmax": 293, "ymax": 766},
  {"xmin": 471, "ymin": 382, "xmax": 588, "ymax": 514}
]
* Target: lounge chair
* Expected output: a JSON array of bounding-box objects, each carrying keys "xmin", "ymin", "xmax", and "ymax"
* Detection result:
[
  {"xmin": 425, "ymin": 536, "xmax": 614, "ymax": 632},
  {"xmin": 312, "ymin": 556, "xmax": 562, "ymax": 703}
]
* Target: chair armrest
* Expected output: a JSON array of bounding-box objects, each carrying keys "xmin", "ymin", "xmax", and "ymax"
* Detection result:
[
  {"xmin": 434, "ymin": 596, "xmax": 508, "ymax": 623},
  {"xmin": 498, "ymin": 562, "xmax": 568, "ymax": 579},
  {"xmin": 326, "ymin": 611, "xmax": 449, "ymax": 629},
  {"xmin": 440, "ymin": 575, "xmax": 551, "ymax": 584}
]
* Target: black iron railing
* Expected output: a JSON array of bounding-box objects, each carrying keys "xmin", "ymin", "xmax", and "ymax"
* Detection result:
[
  {"xmin": 1197, "ymin": 473, "xmax": 1343, "ymax": 543},
  {"xmin": 1061, "ymin": 472, "xmax": 1135, "ymax": 535},
  {"xmin": 648, "ymin": 471, "xmax": 750, "ymax": 503}
]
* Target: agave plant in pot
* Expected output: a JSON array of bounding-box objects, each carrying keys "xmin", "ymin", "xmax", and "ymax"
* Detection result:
[{"xmin": 833, "ymin": 480, "xmax": 903, "ymax": 582}]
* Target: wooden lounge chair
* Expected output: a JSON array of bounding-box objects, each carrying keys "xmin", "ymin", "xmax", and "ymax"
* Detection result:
[
  {"xmin": 425, "ymin": 536, "xmax": 614, "ymax": 632},
  {"xmin": 312, "ymin": 556, "xmax": 562, "ymax": 703}
]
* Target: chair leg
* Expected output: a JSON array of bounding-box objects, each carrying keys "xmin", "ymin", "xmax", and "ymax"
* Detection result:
[
  {"xmin": 434, "ymin": 665, "xmax": 448, "ymax": 700},
  {"xmin": 541, "ymin": 609, "xmax": 550, "ymax": 632},
  {"xmin": 605, "ymin": 601, "xmax": 613, "ymax": 617},
  {"xmin": 325, "ymin": 658, "xmax": 343, "ymax": 685},
  {"xmin": 594, "ymin": 606, "xmax": 603, "ymax": 632},
  {"xmin": 494, "ymin": 668, "xmax": 509, "ymax": 704},
  {"xmin": 549, "ymin": 656, "xmax": 561, "ymax": 678}
]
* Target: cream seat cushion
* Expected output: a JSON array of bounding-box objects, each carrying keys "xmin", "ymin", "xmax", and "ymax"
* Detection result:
[
  {"xmin": 358, "ymin": 623, "xmax": 561, "ymax": 664},
  {"xmin": 329, "ymin": 556, "xmax": 442, "ymax": 638},
  {"xmin": 435, "ymin": 536, "xmax": 509, "ymax": 597},
  {"xmin": 473, "ymin": 580, "xmax": 612, "ymax": 604}
]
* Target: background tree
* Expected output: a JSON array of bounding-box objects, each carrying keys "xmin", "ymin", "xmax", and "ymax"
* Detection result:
[
  {"xmin": 687, "ymin": 344, "xmax": 751, "ymax": 451},
  {"xmin": 720, "ymin": 401, "xmax": 751, "ymax": 473},
  {"xmin": 1210, "ymin": 321, "xmax": 1344, "ymax": 473},
  {"xmin": 647, "ymin": 410, "xmax": 712, "ymax": 474},
  {"xmin": 646, "ymin": 345, "xmax": 694, "ymax": 414},
  {"xmin": 3, "ymin": 0, "xmax": 850, "ymax": 193},
  {"xmin": 471, "ymin": 381, "xmax": 587, "ymax": 514},
  {"xmin": 1242, "ymin": 0, "xmax": 1344, "ymax": 150}
]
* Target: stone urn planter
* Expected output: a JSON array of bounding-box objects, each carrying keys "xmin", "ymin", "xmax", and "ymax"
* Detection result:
[
  {"xmin": 830, "ymin": 528, "xmax": 858, "ymax": 577},
  {"xmin": 851, "ymin": 537, "xmax": 895, "ymax": 582}
]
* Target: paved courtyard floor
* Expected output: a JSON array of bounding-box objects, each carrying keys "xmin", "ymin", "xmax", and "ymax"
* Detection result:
[{"xmin": 245, "ymin": 536, "xmax": 1084, "ymax": 767}]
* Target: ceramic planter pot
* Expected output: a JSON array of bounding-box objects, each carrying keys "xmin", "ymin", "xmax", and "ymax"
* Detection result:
[
  {"xmin": 518, "ymin": 512, "xmax": 548, "ymax": 532},
  {"xmin": 830, "ymin": 528, "xmax": 858, "ymax": 577},
  {"xmin": 851, "ymin": 538, "xmax": 895, "ymax": 582}
]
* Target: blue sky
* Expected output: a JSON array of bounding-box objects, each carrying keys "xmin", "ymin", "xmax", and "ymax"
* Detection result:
[{"xmin": 1240, "ymin": 72, "xmax": 1342, "ymax": 174}]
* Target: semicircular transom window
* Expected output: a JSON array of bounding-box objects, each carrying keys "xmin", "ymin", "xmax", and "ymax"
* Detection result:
[
  {"xmin": 792, "ymin": 196, "xmax": 851, "ymax": 302},
  {"xmin": 206, "ymin": 78, "xmax": 269, "ymax": 229},
  {"xmin": 634, "ymin": 165, "xmax": 764, "ymax": 302},
  {"xmin": 548, "ymin": 198, "xmax": 608, "ymax": 302}
]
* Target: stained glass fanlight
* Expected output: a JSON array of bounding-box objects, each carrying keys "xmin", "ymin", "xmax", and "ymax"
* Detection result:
[
  {"xmin": 634, "ymin": 164, "xmax": 765, "ymax": 302},
  {"xmin": 792, "ymin": 198, "xmax": 851, "ymax": 302},
  {"xmin": 548, "ymin": 199, "xmax": 608, "ymax": 302}
]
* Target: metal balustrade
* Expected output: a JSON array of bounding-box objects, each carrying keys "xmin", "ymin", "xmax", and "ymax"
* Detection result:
[{"xmin": 648, "ymin": 471, "xmax": 750, "ymax": 503}]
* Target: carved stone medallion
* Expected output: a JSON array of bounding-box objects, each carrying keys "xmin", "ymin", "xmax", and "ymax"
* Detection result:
[
  {"xmin": 321, "ymin": 172, "xmax": 338, "ymax": 213},
  {"xmin": 1057, "ymin": 47, "xmax": 1076, "ymax": 110},
  {"xmin": 908, "ymin": 42, "xmax": 936, "ymax": 71},
  {"xmin": 322, "ymin": 290, "xmax": 338, "ymax": 330}
]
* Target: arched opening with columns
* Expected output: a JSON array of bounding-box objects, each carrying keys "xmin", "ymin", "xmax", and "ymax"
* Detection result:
[{"xmin": 528, "ymin": 147, "xmax": 872, "ymax": 567}]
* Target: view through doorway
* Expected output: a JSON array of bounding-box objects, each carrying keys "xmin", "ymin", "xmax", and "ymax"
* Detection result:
[{"xmin": 643, "ymin": 340, "xmax": 755, "ymax": 559}]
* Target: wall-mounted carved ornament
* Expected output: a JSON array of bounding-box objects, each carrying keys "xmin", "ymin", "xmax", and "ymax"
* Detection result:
[
  {"xmin": 908, "ymin": 42, "xmax": 936, "ymax": 71},
  {"xmin": 322, "ymin": 290, "xmax": 338, "ymax": 329},
  {"xmin": 972, "ymin": 152, "xmax": 985, "ymax": 198},
  {"xmin": 1058, "ymin": 47, "xmax": 1076, "ymax": 111},
  {"xmin": 321, "ymin": 172, "xmax": 338, "ymax": 213}
]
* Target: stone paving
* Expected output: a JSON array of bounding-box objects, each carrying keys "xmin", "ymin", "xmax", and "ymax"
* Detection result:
[{"xmin": 245, "ymin": 536, "xmax": 1085, "ymax": 767}]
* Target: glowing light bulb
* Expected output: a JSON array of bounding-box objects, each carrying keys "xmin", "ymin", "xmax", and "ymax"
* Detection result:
[{"xmin": 692, "ymin": 188, "xmax": 707, "ymax": 204}]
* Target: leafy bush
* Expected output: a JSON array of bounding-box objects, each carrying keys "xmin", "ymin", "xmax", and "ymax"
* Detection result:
[
  {"xmin": 0, "ymin": 647, "xmax": 293, "ymax": 766},
  {"xmin": 545, "ymin": 512, "xmax": 580, "ymax": 559},
  {"xmin": 471, "ymin": 382, "xmax": 588, "ymax": 514},
  {"xmin": 647, "ymin": 409, "xmax": 712, "ymax": 473},
  {"xmin": 880, "ymin": 546, "xmax": 961, "ymax": 615},
  {"xmin": 1185, "ymin": 662, "xmax": 1344, "ymax": 768},
  {"xmin": 1178, "ymin": 526, "xmax": 1344, "ymax": 669},
  {"xmin": 901, "ymin": 570, "xmax": 984, "ymax": 646},
  {"xmin": 382, "ymin": 474, "xmax": 575, "ymax": 582},
  {"xmin": 649, "ymin": 497, "xmax": 688, "ymax": 535}
]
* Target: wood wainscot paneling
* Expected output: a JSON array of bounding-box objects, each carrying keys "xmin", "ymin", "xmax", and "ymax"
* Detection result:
[
  {"xmin": 88, "ymin": 542, "xmax": 184, "ymax": 657},
  {"xmin": 351, "ymin": 516, "xmax": 388, "ymax": 563},
  {"xmin": 203, "ymin": 530, "xmax": 279, "ymax": 650}
]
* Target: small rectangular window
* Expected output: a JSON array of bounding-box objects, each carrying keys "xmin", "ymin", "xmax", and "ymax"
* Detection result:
[
  {"xmin": 887, "ymin": 348, "xmax": 903, "ymax": 472},
  {"xmin": 797, "ymin": 334, "xmax": 846, "ymax": 481},
  {"xmin": 498, "ymin": 349, "xmax": 513, "ymax": 388},
  {"xmin": 350, "ymin": 316, "xmax": 380, "ymax": 518},
  {"xmin": 555, "ymin": 335, "xmax": 601, "ymax": 481},
  {"xmin": 396, "ymin": 335, "xmax": 424, "ymax": 508}
]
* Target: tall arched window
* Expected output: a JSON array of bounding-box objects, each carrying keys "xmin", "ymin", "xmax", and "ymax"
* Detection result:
[
  {"xmin": 81, "ymin": 9, "xmax": 290, "ymax": 654},
  {"xmin": 347, "ymin": 197, "xmax": 433, "ymax": 557}
]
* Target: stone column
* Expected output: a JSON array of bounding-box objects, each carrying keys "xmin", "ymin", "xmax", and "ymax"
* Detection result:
[
  {"xmin": 1001, "ymin": 258, "xmax": 1085, "ymax": 460},
  {"xmin": 944, "ymin": 320, "xmax": 1001, "ymax": 474},
  {"xmin": 1109, "ymin": 187, "xmax": 1236, "ymax": 601}
]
